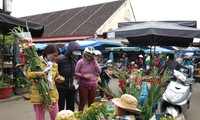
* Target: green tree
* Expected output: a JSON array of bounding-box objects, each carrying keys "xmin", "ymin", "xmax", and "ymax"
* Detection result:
[{"xmin": 0, "ymin": 34, "xmax": 15, "ymax": 47}]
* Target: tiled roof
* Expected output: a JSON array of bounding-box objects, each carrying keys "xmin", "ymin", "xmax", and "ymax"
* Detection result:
[{"xmin": 21, "ymin": 0, "xmax": 126, "ymax": 38}]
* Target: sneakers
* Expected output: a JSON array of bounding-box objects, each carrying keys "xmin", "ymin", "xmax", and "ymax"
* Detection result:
[{"xmin": 100, "ymin": 98, "xmax": 108, "ymax": 102}]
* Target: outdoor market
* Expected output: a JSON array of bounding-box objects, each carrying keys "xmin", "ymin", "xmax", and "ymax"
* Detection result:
[{"xmin": 1, "ymin": 0, "xmax": 200, "ymax": 120}]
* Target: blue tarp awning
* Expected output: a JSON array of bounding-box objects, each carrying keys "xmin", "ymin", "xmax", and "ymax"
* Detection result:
[
  {"xmin": 141, "ymin": 47, "xmax": 175, "ymax": 54},
  {"xmin": 105, "ymin": 47, "xmax": 140, "ymax": 52},
  {"xmin": 60, "ymin": 40, "xmax": 123, "ymax": 53},
  {"xmin": 60, "ymin": 40, "xmax": 102, "ymax": 53},
  {"xmin": 179, "ymin": 47, "xmax": 200, "ymax": 53},
  {"xmin": 34, "ymin": 43, "xmax": 48, "ymax": 50},
  {"xmin": 101, "ymin": 41, "xmax": 124, "ymax": 47}
]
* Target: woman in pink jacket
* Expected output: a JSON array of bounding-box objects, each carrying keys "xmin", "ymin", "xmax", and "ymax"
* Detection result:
[{"xmin": 75, "ymin": 46, "xmax": 101, "ymax": 111}]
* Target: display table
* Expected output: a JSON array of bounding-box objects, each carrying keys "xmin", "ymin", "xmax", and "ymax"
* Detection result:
[
  {"xmin": 0, "ymin": 63, "xmax": 13, "ymax": 69},
  {"xmin": 0, "ymin": 63, "xmax": 13, "ymax": 76}
]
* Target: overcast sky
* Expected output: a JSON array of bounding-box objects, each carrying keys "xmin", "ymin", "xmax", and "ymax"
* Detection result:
[
  {"xmin": 11, "ymin": 0, "xmax": 200, "ymax": 24},
  {"xmin": 10, "ymin": 0, "xmax": 200, "ymax": 42}
]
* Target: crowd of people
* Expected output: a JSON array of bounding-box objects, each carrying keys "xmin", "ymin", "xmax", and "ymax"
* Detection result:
[
  {"xmin": 14, "ymin": 41, "xmax": 197, "ymax": 120},
  {"xmin": 120, "ymin": 52, "xmax": 195, "ymax": 75},
  {"xmin": 16, "ymin": 42, "xmax": 109, "ymax": 120}
]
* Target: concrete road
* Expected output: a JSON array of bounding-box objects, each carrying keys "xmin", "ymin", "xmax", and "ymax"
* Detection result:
[{"xmin": 0, "ymin": 79, "xmax": 200, "ymax": 120}]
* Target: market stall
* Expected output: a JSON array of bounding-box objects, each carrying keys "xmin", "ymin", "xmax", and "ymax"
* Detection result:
[{"xmin": 0, "ymin": 13, "xmax": 44, "ymax": 78}]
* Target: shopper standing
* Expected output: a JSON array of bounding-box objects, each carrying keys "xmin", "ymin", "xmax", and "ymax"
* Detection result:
[
  {"xmin": 121, "ymin": 53, "xmax": 129, "ymax": 70},
  {"xmin": 26, "ymin": 44, "xmax": 65, "ymax": 120},
  {"xmin": 56, "ymin": 41, "xmax": 81, "ymax": 111},
  {"xmin": 75, "ymin": 46, "xmax": 102, "ymax": 111}
]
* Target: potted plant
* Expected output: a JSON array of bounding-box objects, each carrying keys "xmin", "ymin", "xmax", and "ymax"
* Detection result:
[
  {"xmin": 99, "ymin": 67, "xmax": 172, "ymax": 119},
  {"xmin": 0, "ymin": 80, "xmax": 13, "ymax": 99},
  {"xmin": 12, "ymin": 76, "xmax": 31, "ymax": 95}
]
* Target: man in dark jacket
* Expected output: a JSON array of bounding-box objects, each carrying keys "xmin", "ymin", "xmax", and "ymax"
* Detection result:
[
  {"xmin": 56, "ymin": 41, "xmax": 81, "ymax": 111},
  {"xmin": 163, "ymin": 54, "xmax": 183, "ymax": 71}
]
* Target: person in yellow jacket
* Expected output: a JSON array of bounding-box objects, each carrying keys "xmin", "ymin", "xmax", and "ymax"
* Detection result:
[{"xmin": 26, "ymin": 44, "xmax": 65, "ymax": 120}]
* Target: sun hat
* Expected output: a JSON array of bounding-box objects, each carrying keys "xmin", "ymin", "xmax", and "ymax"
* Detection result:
[
  {"xmin": 15, "ymin": 63, "xmax": 25, "ymax": 68},
  {"xmin": 72, "ymin": 49, "xmax": 82, "ymax": 55},
  {"xmin": 112, "ymin": 94, "xmax": 141, "ymax": 114},
  {"xmin": 131, "ymin": 61, "xmax": 135, "ymax": 65},
  {"xmin": 138, "ymin": 54, "xmax": 143, "ymax": 58}
]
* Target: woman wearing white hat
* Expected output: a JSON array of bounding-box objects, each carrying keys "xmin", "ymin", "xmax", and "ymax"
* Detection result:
[
  {"xmin": 13, "ymin": 63, "xmax": 26, "ymax": 81},
  {"xmin": 137, "ymin": 54, "xmax": 145, "ymax": 70}
]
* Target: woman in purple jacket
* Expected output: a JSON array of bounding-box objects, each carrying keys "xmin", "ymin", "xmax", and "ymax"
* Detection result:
[{"xmin": 75, "ymin": 46, "xmax": 102, "ymax": 111}]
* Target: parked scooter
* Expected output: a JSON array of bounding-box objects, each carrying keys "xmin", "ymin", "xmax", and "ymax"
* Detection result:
[
  {"xmin": 99, "ymin": 60, "xmax": 112, "ymax": 82},
  {"xmin": 97, "ymin": 60, "xmax": 113, "ymax": 99},
  {"xmin": 160, "ymin": 65, "xmax": 195, "ymax": 117}
]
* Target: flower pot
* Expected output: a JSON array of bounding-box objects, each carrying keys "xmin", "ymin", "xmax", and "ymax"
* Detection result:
[
  {"xmin": 13, "ymin": 86, "xmax": 30, "ymax": 95},
  {"xmin": 0, "ymin": 85, "xmax": 13, "ymax": 99}
]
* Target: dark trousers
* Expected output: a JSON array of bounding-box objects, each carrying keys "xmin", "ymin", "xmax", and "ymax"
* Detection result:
[
  {"xmin": 57, "ymin": 86, "xmax": 76, "ymax": 111},
  {"xmin": 78, "ymin": 85, "xmax": 97, "ymax": 111}
]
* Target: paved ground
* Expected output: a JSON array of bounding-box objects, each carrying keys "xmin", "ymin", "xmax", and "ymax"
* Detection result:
[{"xmin": 0, "ymin": 78, "xmax": 200, "ymax": 120}]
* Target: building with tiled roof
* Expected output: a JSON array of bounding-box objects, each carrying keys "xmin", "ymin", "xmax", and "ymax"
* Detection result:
[{"xmin": 20, "ymin": 0, "xmax": 136, "ymax": 43}]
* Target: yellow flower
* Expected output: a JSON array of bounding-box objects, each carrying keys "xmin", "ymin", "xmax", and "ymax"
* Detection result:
[
  {"xmin": 75, "ymin": 102, "xmax": 111, "ymax": 120},
  {"xmin": 99, "ymin": 102, "xmax": 104, "ymax": 106}
]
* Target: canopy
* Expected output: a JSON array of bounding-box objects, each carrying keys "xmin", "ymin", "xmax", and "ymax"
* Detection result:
[
  {"xmin": 141, "ymin": 47, "xmax": 175, "ymax": 54},
  {"xmin": 179, "ymin": 47, "xmax": 200, "ymax": 53},
  {"xmin": 105, "ymin": 47, "xmax": 140, "ymax": 52},
  {"xmin": 118, "ymin": 21, "xmax": 197, "ymax": 28},
  {"xmin": 34, "ymin": 43, "xmax": 48, "ymax": 50},
  {"xmin": 101, "ymin": 41, "xmax": 123, "ymax": 47},
  {"xmin": 0, "ymin": 13, "xmax": 44, "ymax": 37},
  {"xmin": 60, "ymin": 40, "xmax": 124, "ymax": 53},
  {"xmin": 75, "ymin": 40, "xmax": 102, "ymax": 49},
  {"xmin": 60, "ymin": 40, "xmax": 102, "ymax": 53},
  {"xmin": 106, "ymin": 21, "xmax": 200, "ymax": 47}
]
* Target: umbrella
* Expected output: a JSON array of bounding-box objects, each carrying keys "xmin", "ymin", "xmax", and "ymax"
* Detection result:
[
  {"xmin": 106, "ymin": 21, "xmax": 200, "ymax": 47},
  {"xmin": 106, "ymin": 21, "xmax": 200, "ymax": 66},
  {"xmin": 118, "ymin": 21, "xmax": 197, "ymax": 28},
  {"xmin": 0, "ymin": 13, "xmax": 44, "ymax": 37}
]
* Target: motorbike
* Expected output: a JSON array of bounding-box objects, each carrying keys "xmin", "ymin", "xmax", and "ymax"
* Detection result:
[
  {"xmin": 99, "ymin": 60, "xmax": 113, "ymax": 83},
  {"xmin": 160, "ymin": 65, "xmax": 195, "ymax": 117},
  {"xmin": 97, "ymin": 60, "xmax": 113, "ymax": 99}
]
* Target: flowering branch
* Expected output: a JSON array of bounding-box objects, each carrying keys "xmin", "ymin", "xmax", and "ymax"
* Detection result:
[{"xmin": 9, "ymin": 26, "xmax": 53, "ymax": 111}]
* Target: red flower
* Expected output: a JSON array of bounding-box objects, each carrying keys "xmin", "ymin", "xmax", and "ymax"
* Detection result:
[
  {"xmin": 150, "ymin": 77, "xmax": 154, "ymax": 84},
  {"xmin": 134, "ymin": 76, "xmax": 138, "ymax": 83},
  {"xmin": 107, "ymin": 96, "xmax": 111, "ymax": 101},
  {"xmin": 21, "ymin": 59, "xmax": 25, "ymax": 63},
  {"xmin": 20, "ymin": 53, "xmax": 25, "ymax": 58},
  {"xmin": 119, "ymin": 80, "xmax": 125, "ymax": 89},
  {"xmin": 119, "ymin": 83, "xmax": 125, "ymax": 89},
  {"xmin": 29, "ymin": 45, "xmax": 33, "ymax": 49},
  {"xmin": 157, "ymin": 79, "xmax": 161, "ymax": 84}
]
